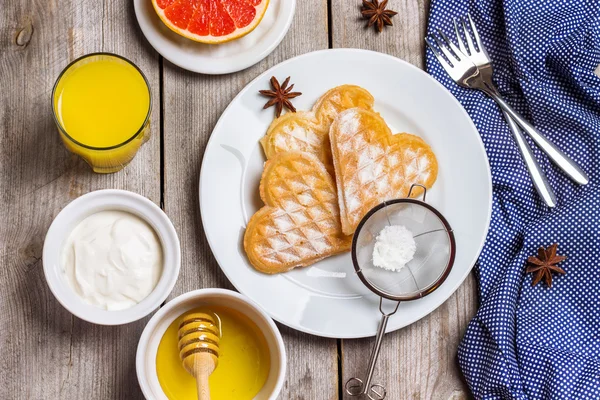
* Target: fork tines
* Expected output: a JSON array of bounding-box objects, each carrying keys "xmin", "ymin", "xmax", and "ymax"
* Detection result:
[
  {"xmin": 426, "ymin": 29, "xmax": 465, "ymax": 67},
  {"xmin": 453, "ymin": 14, "xmax": 486, "ymax": 57},
  {"xmin": 426, "ymin": 13, "xmax": 485, "ymax": 62}
]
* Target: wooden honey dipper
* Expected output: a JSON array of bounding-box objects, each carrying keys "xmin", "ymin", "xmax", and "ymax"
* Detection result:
[{"xmin": 178, "ymin": 312, "xmax": 220, "ymax": 400}]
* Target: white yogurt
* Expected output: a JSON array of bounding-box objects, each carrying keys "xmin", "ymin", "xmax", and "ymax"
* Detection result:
[{"xmin": 61, "ymin": 210, "xmax": 163, "ymax": 311}]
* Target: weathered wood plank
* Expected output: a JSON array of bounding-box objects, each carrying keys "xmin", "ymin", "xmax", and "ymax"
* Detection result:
[
  {"xmin": 0, "ymin": 0, "xmax": 160, "ymax": 398},
  {"xmin": 331, "ymin": 0, "xmax": 429, "ymax": 68},
  {"xmin": 330, "ymin": 1, "xmax": 476, "ymax": 398},
  {"xmin": 162, "ymin": 1, "xmax": 338, "ymax": 399}
]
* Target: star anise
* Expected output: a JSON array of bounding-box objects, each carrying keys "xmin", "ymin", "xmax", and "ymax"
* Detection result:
[
  {"xmin": 361, "ymin": 0, "xmax": 398, "ymax": 33},
  {"xmin": 526, "ymin": 243, "xmax": 566, "ymax": 287},
  {"xmin": 259, "ymin": 76, "xmax": 302, "ymax": 118}
]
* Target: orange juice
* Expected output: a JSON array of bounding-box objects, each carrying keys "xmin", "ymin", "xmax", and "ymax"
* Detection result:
[{"xmin": 52, "ymin": 53, "xmax": 151, "ymax": 173}]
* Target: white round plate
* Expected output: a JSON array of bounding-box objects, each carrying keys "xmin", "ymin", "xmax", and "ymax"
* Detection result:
[
  {"xmin": 134, "ymin": 0, "xmax": 295, "ymax": 74},
  {"xmin": 200, "ymin": 49, "xmax": 492, "ymax": 338}
]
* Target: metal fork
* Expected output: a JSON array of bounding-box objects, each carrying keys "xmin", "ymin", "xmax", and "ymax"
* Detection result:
[
  {"xmin": 451, "ymin": 15, "xmax": 556, "ymax": 207},
  {"xmin": 426, "ymin": 19, "xmax": 589, "ymax": 193}
]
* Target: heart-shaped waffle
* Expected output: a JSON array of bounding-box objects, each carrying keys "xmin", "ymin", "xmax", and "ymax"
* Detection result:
[
  {"xmin": 244, "ymin": 152, "xmax": 352, "ymax": 274},
  {"xmin": 260, "ymin": 85, "xmax": 374, "ymax": 171},
  {"xmin": 330, "ymin": 108, "xmax": 438, "ymax": 235}
]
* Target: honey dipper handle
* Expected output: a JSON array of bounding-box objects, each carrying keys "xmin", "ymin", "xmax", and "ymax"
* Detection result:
[{"xmin": 195, "ymin": 371, "xmax": 211, "ymax": 400}]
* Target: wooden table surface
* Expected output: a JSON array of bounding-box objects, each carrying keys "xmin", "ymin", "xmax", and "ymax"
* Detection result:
[{"xmin": 1, "ymin": 1, "xmax": 477, "ymax": 398}]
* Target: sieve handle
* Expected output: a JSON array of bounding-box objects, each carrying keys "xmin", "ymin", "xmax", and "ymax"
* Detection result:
[
  {"xmin": 346, "ymin": 299, "xmax": 400, "ymax": 399},
  {"xmin": 362, "ymin": 312, "xmax": 389, "ymax": 393},
  {"xmin": 408, "ymin": 183, "xmax": 427, "ymax": 201}
]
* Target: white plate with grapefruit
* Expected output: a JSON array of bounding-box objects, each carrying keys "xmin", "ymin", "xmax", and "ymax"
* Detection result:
[{"xmin": 134, "ymin": 0, "xmax": 295, "ymax": 74}]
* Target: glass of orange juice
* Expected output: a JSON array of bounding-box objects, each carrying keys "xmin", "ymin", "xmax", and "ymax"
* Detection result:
[{"xmin": 52, "ymin": 53, "xmax": 152, "ymax": 174}]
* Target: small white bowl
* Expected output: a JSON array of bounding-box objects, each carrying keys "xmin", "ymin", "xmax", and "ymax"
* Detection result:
[
  {"xmin": 43, "ymin": 189, "xmax": 181, "ymax": 325},
  {"xmin": 136, "ymin": 289, "xmax": 286, "ymax": 400}
]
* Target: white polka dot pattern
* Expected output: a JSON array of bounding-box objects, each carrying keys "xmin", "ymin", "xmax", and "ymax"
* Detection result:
[{"xmin": 426, "ymin": 0, "xmax": 600, "ymax": 398}]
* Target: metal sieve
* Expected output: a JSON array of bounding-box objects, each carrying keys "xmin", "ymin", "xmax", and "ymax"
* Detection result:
[{"xmin": 345, "ymin": 184, "xmax": 456, "ymax": 399}]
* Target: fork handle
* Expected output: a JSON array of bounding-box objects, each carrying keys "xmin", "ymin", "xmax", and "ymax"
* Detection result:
[
  {"xmin": 504, "ymin": 111, "xmax": 557, "ymax": 207},
  {"xmin": 487, "ymin": 91, "xmax": 589, "ymax": 185}
]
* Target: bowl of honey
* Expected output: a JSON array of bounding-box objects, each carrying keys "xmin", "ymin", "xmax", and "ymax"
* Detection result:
[{"xmin": 136, "ymin": 289, "xmax": 286, "ymax": 400}]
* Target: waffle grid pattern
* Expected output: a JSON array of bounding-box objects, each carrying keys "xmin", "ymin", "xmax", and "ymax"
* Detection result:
[
  {"xmin": 330, "ymin": 108, "xmax": 438, "ymax": 235},
  {"xmin": 244, "ymin": 152, "xmax": 351, "ymax": 273}
]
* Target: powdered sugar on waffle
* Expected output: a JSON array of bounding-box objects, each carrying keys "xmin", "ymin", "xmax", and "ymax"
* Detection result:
[
  {"xmin": 273, "ymin": 119, "xmax": 321, "ymax": 150},
  {"xmin": 330, "ymin": 108, "xmax": 438, "ymax": 234},
  {"xmin": 244, "ymin": 152, "xmax": 352, "ymax": 273}
]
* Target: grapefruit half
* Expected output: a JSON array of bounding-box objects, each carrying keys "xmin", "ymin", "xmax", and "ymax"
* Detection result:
[{"xmin": 152, "ymin": 0, "xmax": 270, "ymax": 44}]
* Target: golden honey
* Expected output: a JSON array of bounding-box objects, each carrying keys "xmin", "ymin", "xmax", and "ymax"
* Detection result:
[{"xmin": 156, "ymin": 306, "xmax": 270, "ymax": 400}]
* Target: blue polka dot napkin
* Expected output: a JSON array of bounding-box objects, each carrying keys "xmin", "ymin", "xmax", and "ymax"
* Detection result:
[{"xmin": 425, "ymin": 0, "xmax": 600, "ymax": 398}]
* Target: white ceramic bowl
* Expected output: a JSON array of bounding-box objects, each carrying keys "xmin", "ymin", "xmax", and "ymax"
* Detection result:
[
  {"xmin": 43, "ymin": 189, "xmax": 181, "ymax": 325},
  {"xmin": 136, "ymin": 289, "xmax": 286, "ymax": 400}
]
